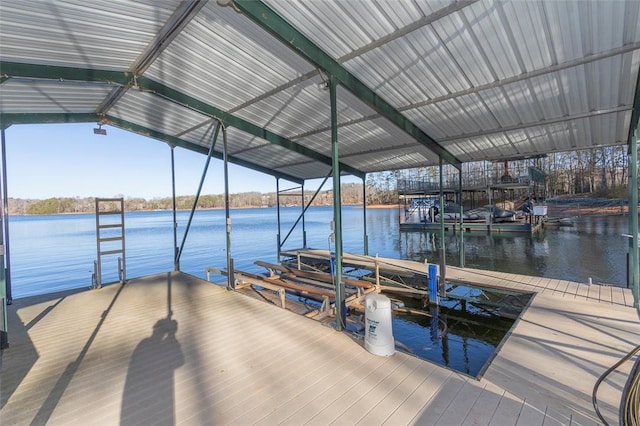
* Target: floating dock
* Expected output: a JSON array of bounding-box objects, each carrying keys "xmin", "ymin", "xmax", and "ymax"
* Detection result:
[
  {"xmin": 1, "ymin": 267, "xmax": 637, "ymax": 424},
  {"xmin": 280, "ymin": 248, "xmax": 633, "ymax": 306},
  {"xmin": 399, "ymin": 219, "xmax": 543, "ymax": 233}
]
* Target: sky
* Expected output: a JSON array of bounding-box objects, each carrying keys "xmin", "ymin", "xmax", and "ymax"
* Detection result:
[{"xmin": 3, "ymin": 122, "xmax": 361, "ymax": 200}]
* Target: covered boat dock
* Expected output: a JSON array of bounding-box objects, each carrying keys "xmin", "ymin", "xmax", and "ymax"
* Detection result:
[
  {"xmin": 1, "ymin": 271, "xmax": 638, "ymax": 424},
  {"xmin": 1, "ymin": 1, "xmax": 640, "ymax": 424}
]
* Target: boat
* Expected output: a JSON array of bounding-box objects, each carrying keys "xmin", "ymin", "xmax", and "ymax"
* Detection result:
[{"xmin": 435, "ymin": 204, "xmax": 516, "ymax": 223}]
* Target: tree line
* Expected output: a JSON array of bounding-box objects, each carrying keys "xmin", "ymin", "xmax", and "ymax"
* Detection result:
[
  {"xmin": 8, "ymin": 146, "xmax": 634, "ymax": 215},
  {"xmin": 367, "ymin": 146, "xmax": 631, "ymax": 202},
  {"xmin": 8, "ymin": 183, "xmax": 367, "ymax": 215}
]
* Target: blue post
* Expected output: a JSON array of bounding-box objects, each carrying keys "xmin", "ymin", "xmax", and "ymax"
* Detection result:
[
  {"xmin": 330, "ymin": 251, "xmax": 336, "ymax": 277},
  {"xmin": 428, "ymin": 264, "xmax": 439, "ymax": 305}
]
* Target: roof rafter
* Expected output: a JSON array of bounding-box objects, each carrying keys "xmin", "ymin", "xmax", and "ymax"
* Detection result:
[
  {"xmin": 97, "ymin": 0, "xmax": 206, "ymax": 115},
  {"xmin": 439, "ymin": 105, "xmax": 631, "ymax": 144},
  {"xmin": 402, "ymin": 42, "xmax": 640, "ymax": 113},
  {"xmin": 234, "ymin": 0, "xmax": 461, "ymax": 169},
  {"xmin": 289, "ymin": 42, "xmax": 640, "ymax": 142},
  {"xmin": 228, "ymin": 0, "xmax": 475, "ymax": 115},
  {"xmin": 0, "ymin": 61, "xmax": 364, "ymax": 179}
]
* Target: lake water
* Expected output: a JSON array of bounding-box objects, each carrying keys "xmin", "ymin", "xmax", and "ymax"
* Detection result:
[
  {"xmin": 8, "ymin": 206, "xmax": 630, "ymax": 299},
  {"xmin": 6, "ymin": 206, "xmax": 630, "ymax": 376}
]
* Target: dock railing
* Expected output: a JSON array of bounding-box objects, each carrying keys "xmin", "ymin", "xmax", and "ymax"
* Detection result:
[{"xmin": 397, "ymin": 166, "xmax": 541, "ymax": 195}]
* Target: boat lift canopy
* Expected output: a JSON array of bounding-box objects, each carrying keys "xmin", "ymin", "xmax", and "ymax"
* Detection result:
[{"xmin": 0, "ymin": 1, "xmax": 639, "ymax": 338}]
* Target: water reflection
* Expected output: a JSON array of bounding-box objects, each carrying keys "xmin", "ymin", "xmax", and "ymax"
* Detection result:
[
  {"xmin": 398, "ymin": 215, "xmax": 630, "ymax": 287},
  {"xmin": 10, "ymin": 207, "xmax": 632, "ymax": 298},
  {"xmin": 382, "ymin": 284, "xmax": 529, "ymax": 377}
]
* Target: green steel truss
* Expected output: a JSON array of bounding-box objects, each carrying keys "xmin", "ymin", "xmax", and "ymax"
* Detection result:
[
  {"xmin": 234, "ymin": 0, "xmax": 462, "ymax": 169},
  {"xmin": 0, "ymin": 61, "xmax": 364, "ymax": 180},
  {"xmin": 0, "ymin": 112, "xmax": 303, "ymax": 184}
]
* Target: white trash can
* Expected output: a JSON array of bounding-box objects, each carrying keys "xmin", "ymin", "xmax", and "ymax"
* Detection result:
[{"xmin": 364, "ymin": 294, "xmax": 395, "ymax": 356}]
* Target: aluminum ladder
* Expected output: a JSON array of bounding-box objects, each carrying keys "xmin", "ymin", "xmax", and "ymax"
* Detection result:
[{"xmin": 93, "ymin": 198, "xmax": 126, "ymax": 288}]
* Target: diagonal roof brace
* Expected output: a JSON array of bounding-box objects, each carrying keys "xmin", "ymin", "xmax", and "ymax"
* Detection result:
[
  {"xmin": 629, "ymin": 61, "xmax": 640, "ymax": 143},
  {"xmin": 0, "ymin": 61, "xmax": 365, "ymax": 179},
  {"xmin": 97, "ymin": 0, "xmax": 206, "ymax": 115},
  {"xmin": 233, "ymin": 0, "xmax": 462, "ymax": 169}
]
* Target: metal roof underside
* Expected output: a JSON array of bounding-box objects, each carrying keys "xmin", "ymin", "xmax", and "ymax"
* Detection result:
[{"xmin": 1, "ymin": 0, "xmax": 640, "ymax": 184}]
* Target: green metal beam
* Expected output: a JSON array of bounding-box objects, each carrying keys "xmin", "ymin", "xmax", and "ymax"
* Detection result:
[
  {"xmin": 0, "ymin": 62, "xmax": 130, "ymax": 84},
  {"xmin": 330, "ymin": 75, "xmax": 345, "ymax": 331},
  {"xmin": 629, "ymin": 63, "xmax": 640, "ymax": 144},
  {"xmin": 627, "ymin": 62, "xmax": 640, "ymax": 310},
  {"xmin": 136, "ymin": 76, "xmax": 362, "ymax": 178},
  {"xmin": 104, "ymin": 116, "xmax": 304, "ymax": 184},
  {"xmin": 0, "ymin": 113, "xmax": 101, "ymax": 127},
  {"xmin": 630, "ymin": 127, "xmax": 639, "ymax": 310},
  {"xmin": 234, "ymin": 0, "xmax": 462, "ymax": 169},
  {"xmin": 0, "ymin": 112, "xmax": 303, "ymax": 184},
  {"xmin": 0, "ymin": 61, "xmax": 365, "ymax": 179}
]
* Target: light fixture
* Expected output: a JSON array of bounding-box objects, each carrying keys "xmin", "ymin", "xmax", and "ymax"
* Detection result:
[
  {"xmin": 93, "ymin": 124, "xmax": 107, "ymax": 135},
  {"xmin": 316, "ymin": 69, "xmax": 330, "ymax": 91},
  {"xmin": 216, "ymin": 0, "xmax": 241, "ymax": 13}
]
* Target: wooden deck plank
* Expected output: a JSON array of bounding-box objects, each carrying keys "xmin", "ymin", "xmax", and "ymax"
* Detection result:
[
  {"xmin": 600, "ymin": 285, "xmax": 613, "ymax": 304},
  {"xmin": 617, "ymin": 287, "xmax": 628, "ymax": 307},
  {"xmin": 549, "ymin": 279, "xmax": 567, "ymax": 295},
  {"xmin": 515, "ymin": 403, "xmax": 546, "ymax": 425},
  {"xmin": 540, "ymin": 278, "xmax": 561, "ymax": 294},
  {"xmin": 276, "ymin": 356, "xmax": 397, "ymax": 426},
  {"xmin": 303, "ymin": 355, "xmax": 416, "ymax": 426},
  {"xmin": 226, "ymin": 339, "xmax": 361, "ymax": 425},
  {"xmin": 430, "ymin": 379, "xmax": 484, "ymax": 425},
  {"xmin": 352, "ymin": 359, "xmax": 436, "ymax": 426},
  {"xmin": 405, "ymin": 374, "xmax": 467, "ymax": 426},
  {"xmin": 553, "ymin": 280, "xmax": 570, "ymax": 296},
  {"xmin": 461, "ymin": 382, "xmax": 506, "ymax": 426},
  {"xmin": 2, "ymin": 263, "xmax": 638, "ymax": 426},
  {"xmin": 489, "ymin": 391, "xmax": 525, "ymax": 424},
  {"xmin": 586, "ymin": 283, "xmax": 599, "ymax": 302},
  {"xmin": 381, "ymin": 368, "xmax": 453, "ymax": 425},
  {"xmin": 528, "ymin": 276, "xmax": 546, "ymax": 290},
  {"xmin": 485, "ymin": 292, "xmax": 638, "ymax": 423},
  {"xmin": 575, "ymin": 282, "xmax": 590, "ymax": 300},
  {"xmin": 330, "ymin": 356, "xmax": 425, "ymax": 425},
  {"xmin": 563, "ymin": 281, "xmax": 579, "ymax": 298},
  {"xmin": 255, "ymin": 352, "xmax": 391, "ymax": 426}
]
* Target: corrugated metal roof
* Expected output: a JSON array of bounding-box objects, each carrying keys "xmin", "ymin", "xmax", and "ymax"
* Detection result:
[{"xmin": 1, "ymin": 0, "xmax": 639, "ymax": 183}]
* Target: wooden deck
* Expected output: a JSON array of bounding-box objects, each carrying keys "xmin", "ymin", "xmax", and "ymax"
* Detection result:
[
  {"xmin": 280, "ymin": 249, "xmax": 635, "ymax": 308},
  {"xmin": 399, "ymin": 220, "xmax": 540, "ymax": 233},
  {"xmin": 1, "ymin": 270, "xmax": 638, "ymax": 425}
]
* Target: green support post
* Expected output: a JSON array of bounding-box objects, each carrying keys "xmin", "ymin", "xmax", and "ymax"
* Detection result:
[
  {"xmin": 301, "ymin": 182, "xmax": 307, "ymax": 248},
  {"xmin": 330, "ymin": 75, "xmax": 345, "ymax": 331},
  {"xmin": 276, "ymin": 178, "xmax": 281, "ymax": 261},
  {"xmin": 439, "ymin": 158, "xmax": 446, "ymax": 286},
  {"xmin": 223, "ymin": 125, "xmax": 234, "ymax": 291},
  {"xmin": 459, "ymin": 168, "xmax": 465, "ymax": 268},
  {"xmin": 630, "ymin": 127, "xmax": 639, "ymax": 309},
  {"xmin": 363, "ymin": 174, "xmax": 368, "ymax": 256},
  {"xmin": 0, "ymin": 127, "xmax": 8, "ymax": 348},
  {"xmin": 171, "ymin": 146, "xmax": 179, "ymax": 271}
]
